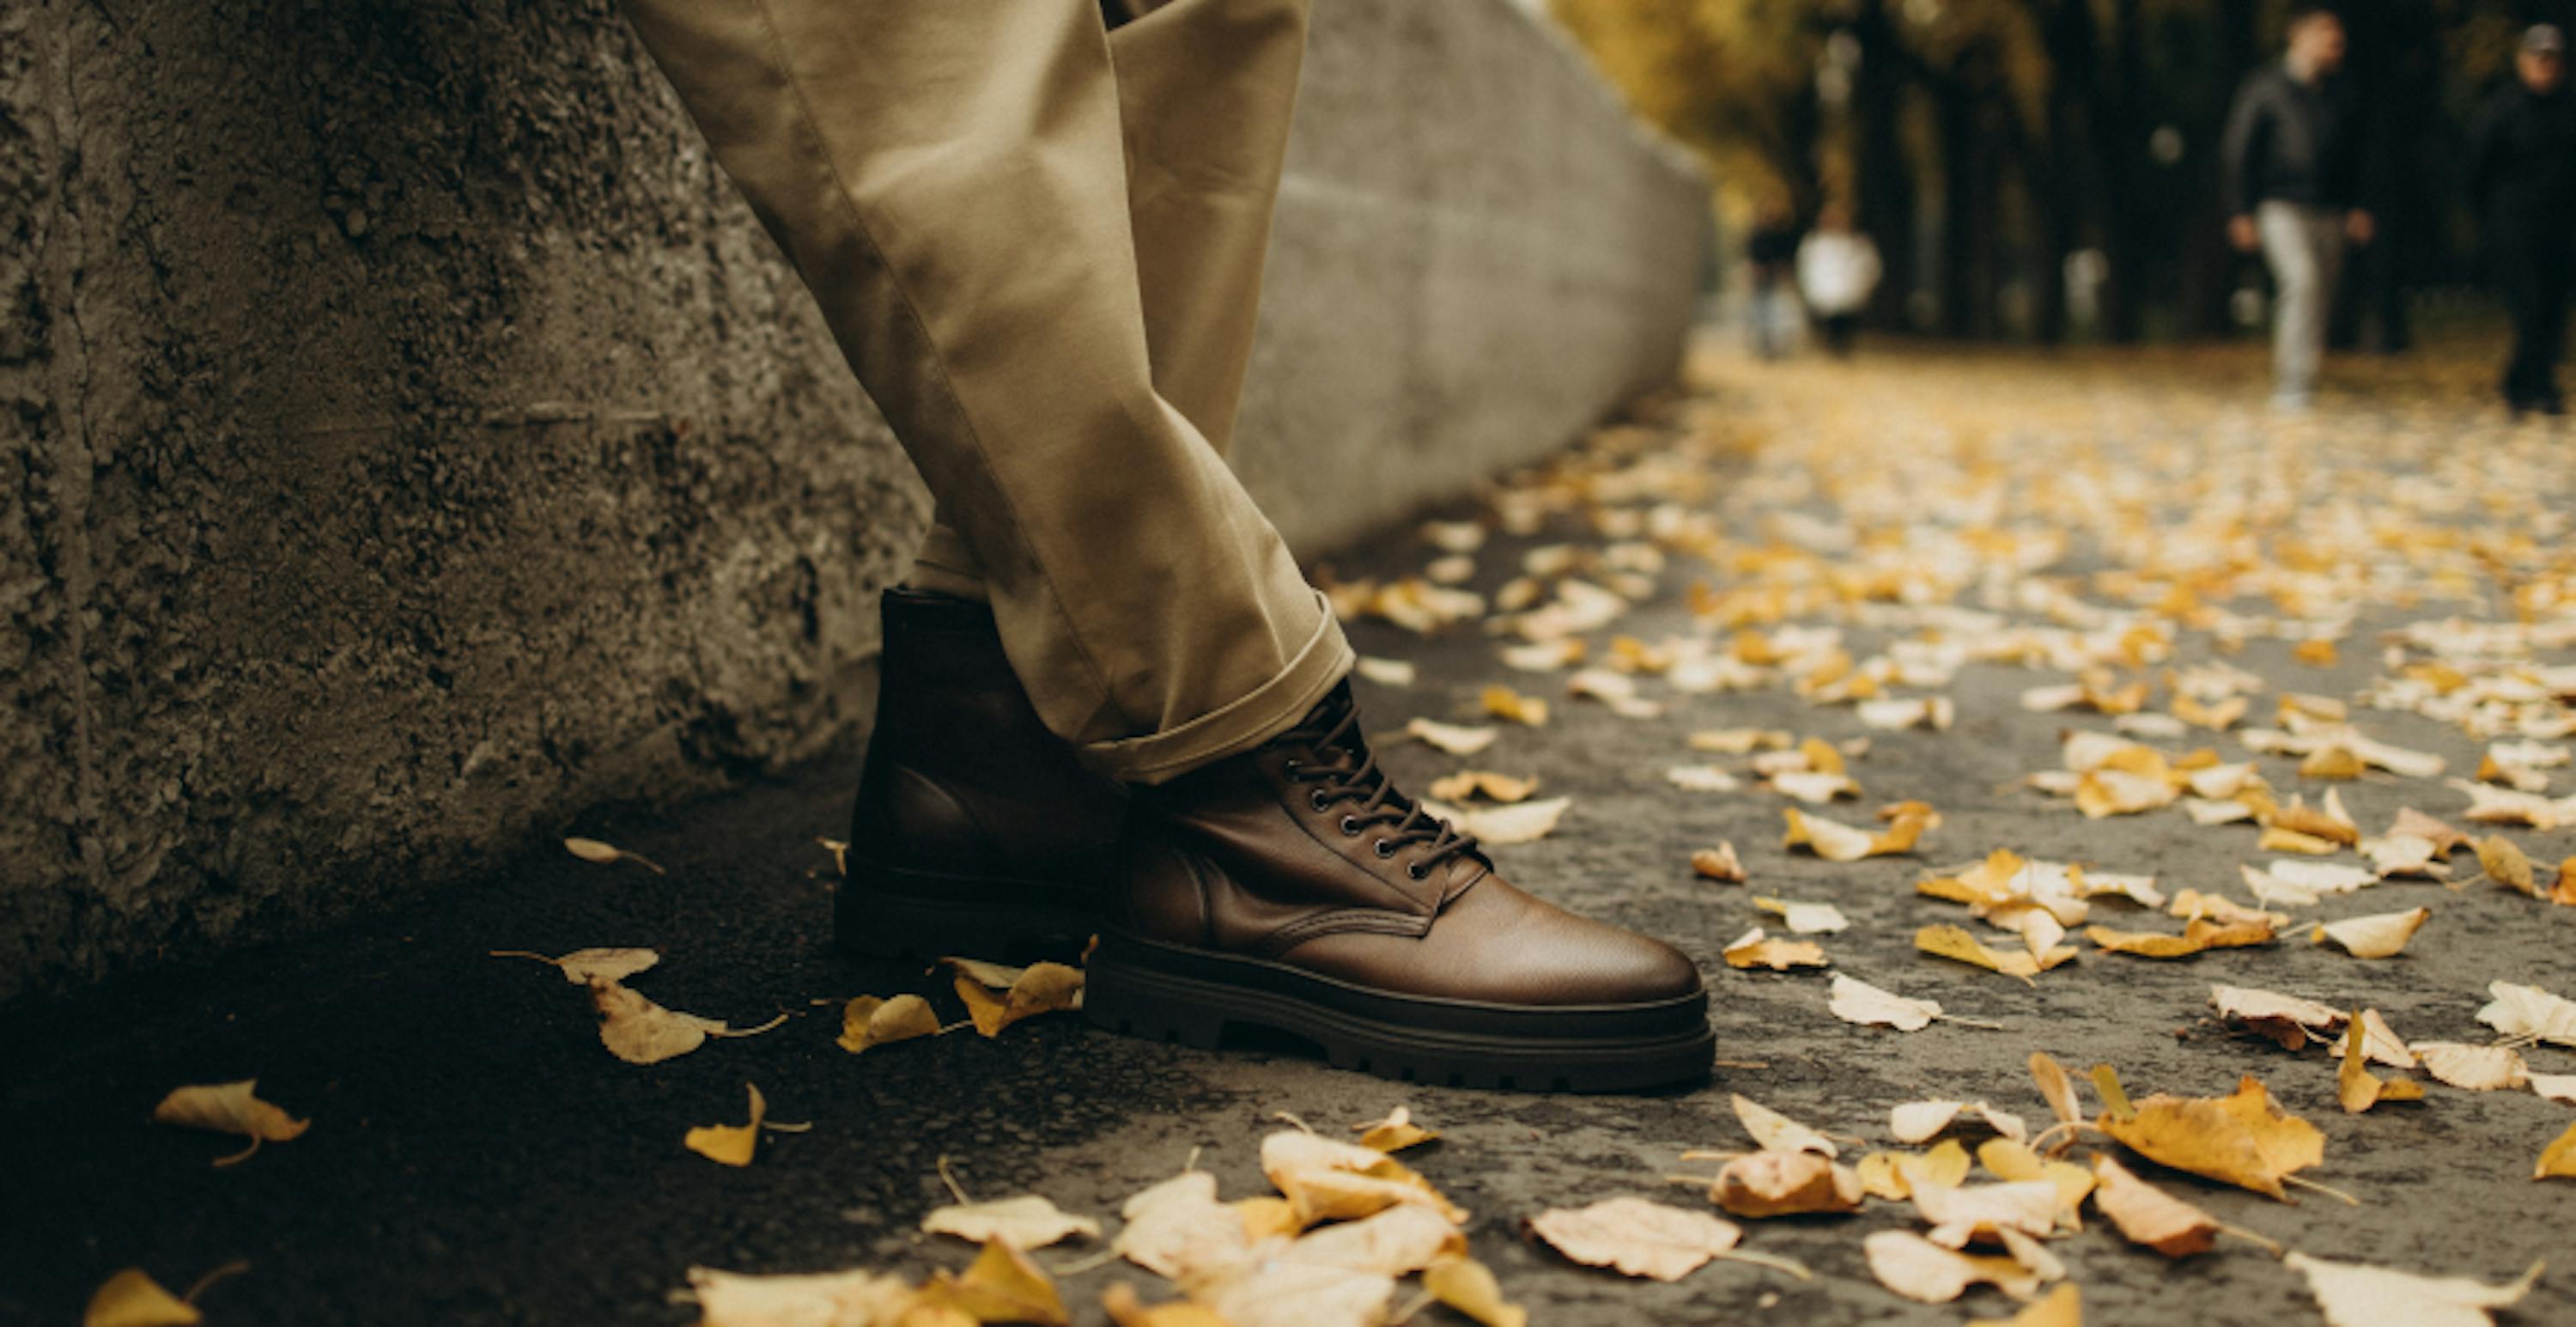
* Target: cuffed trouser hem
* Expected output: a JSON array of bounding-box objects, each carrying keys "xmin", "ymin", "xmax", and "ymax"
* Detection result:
[{"xmin": 1080, "ymin": 590, "xmax": 1354, "ymax": 785}]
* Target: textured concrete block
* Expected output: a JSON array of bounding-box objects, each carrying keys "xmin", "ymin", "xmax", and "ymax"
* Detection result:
[{"xmin": 0, "ymin": 0, "xmax": 1704, "ymax": 998}]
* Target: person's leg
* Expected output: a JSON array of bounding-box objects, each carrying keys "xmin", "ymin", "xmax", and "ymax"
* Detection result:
[
  {"xmin": 617, "ymin": 0, "xmax": 1349, "ymax": 785},
  {"xmin": 2536, "ymin": 242, "xmax": 2572, "ymax": 412},
  {"xmin": 2258, "ymin": 201, "xmax": 2323, "ymax": 406},
  {"xmin": 2494, "ymin": 228, "xmax": 2545, "ymax": 410}
]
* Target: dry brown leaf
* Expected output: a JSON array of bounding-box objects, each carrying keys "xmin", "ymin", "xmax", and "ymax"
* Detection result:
[
  {"xmin": 2097, "ymin": 1074, "xmax": 2325, "ymax": 1200},
  {"xmin": 2415, "ymin": 1042, "xmax": 2531, "ymax": 1092},
  {"xmin": 1690, "ymin": 843, "xmax": 1747, "ymax": 883},
  {"xmin": 1524, "ymin": 1196, "xmax": 1741, "ymax": 1281},
  {"xmin": 684, "ymin": 1265, "xmax": 914, "ymax": 1327},
  {"xmin": 684, "ymin": 1083, "xmax": 768, "ymax": 1167},
  {"xmin": 2284, "ymin": 1253, "xmax": 2543, "ymax": 1327},
  {"xmin": 149, "ymin": 1080, "xmax": 310, "ymax": 1166},
  {"xmin": 2089, "ymin": 1154, "xmax": 2219, "ymax": 1257},
  {"xmin": 1710, "ymin": 1149, "xmax": 1863, "ymax": 1217},
  {"xmin": 924, "ymin": 1193, "xmax": 1101, "ymax": 1250},
  {"xmin": 2336, "ymin": 1019, "xmax": 2425, "ymax": 1114},
  {"xmin": 838, "ymin": 993, "xmax": 941, "ymax": 1055},
  {"xmin": 2312, "ymin": 908, "xmax": 2431, "ymax": 959},
  {"xmin": 1862, "ymin": 1230, "xmax": 2044, "ymax": 1304},
  {"xmin": 947, "ymin": 959, "xmax": 1084, "ymax": 1038},
  {"xmin": 1828, "ymin": 974, "xmax": 1943, "ymax": 1032},
  {"xmin": 1722, "ymin": 927, "xmax": 1828, "ymax": 971},
  {"xmin": 2086, "ymin": 918, "xmax": 2274, "ymax": 959},
  {"xmin": 1352, "ymin": 1106, "xmax": 1438, "ymax": 1153},
  {"xmin": 82, "ymin": 1269, "xmax": 203, "ymax": 1327},
  {"xmin": 2540, "ymin": 1121, "xmax": 2576, "ymax": 1181}
]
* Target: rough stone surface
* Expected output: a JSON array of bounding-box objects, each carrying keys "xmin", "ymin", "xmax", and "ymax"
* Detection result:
[{"xmin": 0, "ymin": 0, "xmax": 1706, "ymax": 998}]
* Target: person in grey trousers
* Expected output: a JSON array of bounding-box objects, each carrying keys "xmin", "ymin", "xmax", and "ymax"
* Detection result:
[{"xmin": 2222, "ymin": 3, "xmax": 2376, "ymax": 411}]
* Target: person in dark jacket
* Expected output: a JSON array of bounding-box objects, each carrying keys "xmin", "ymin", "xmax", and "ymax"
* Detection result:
[
  {"xmin": 2221, "ymin": 3, "xmax": 2375, "ymax": 411},
  {"xmin": 2470, "ymin": 25, "xmax": 2576, "ymax": 416}
]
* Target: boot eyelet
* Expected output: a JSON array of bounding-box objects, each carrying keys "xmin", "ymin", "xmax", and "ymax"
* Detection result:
[
  {"xmin": 1374, "ymin": 839, "xmax": 1396, "ymax": 858},
  {"xmin": 1406, "ymin": 862, "xmax": 1428, "ymax": 880},
  {"xmin": 1340, "ymin": 815, "xmax": 1361, "ymax": 837},
  {"xmin": 1282, "ymin": 758, "xmax": 1300, "ymax": 775},
  {"xmin": 1310, "ymin": 790, "xmax": 1332, "ymax": 812}
]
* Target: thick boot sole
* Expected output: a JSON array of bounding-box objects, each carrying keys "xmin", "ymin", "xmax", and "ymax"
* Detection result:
[
  {"xmin": 1084, "ymin": 931, "xmax": 1716, "ymax": 1093},
  {"xmin": 835, "ymin": 857, "xmax": 1107, "ymax": 964}
]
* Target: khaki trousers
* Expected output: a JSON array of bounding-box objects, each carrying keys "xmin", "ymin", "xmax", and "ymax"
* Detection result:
[{"xmin": 618, "ymin": 0, "xmax": 1352, "ymax": 783}]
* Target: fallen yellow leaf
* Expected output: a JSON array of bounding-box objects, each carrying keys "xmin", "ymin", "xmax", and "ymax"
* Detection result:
[
  {"xmin": 565, "ymin": 836, "xmax": 666, "ymax": 874},
  {"xmin": 1709, "ymin": 1149, "xmax": 1863, "ymax": 1217},
  {"xmin": 2336, "ymin": 1018, "xmax": 2424, "ymax": 1114},
  {"xmin": 1862, "ymin": 1229, "xmax": 2043, "ymax": 1304},
  {"xmin": 2085, "ymin": 918, "xmax": 2274, "ymax": 959},
  {"xmin": 149, "ymin": 1080, "xmax": 310, "ymax": 1166},
  {"xmin": 2089, "ymin": 1154, "xmax": 2219, "ymax": 1257},
  {"xmin": 1423, "ymin": 1257, "xmax": 1527, "ymax": 1327},
  {"xmin": 684, "ymin": 1084, "xmax": 768, "ymax": 1167},
  {"xmin": 1970, "ymin": 1282, "xmax": 2081, "ymax": 1327},
  {"xmin": 1101, "ymin": 1282, "xmax": 1230, "ymax": 1327},
  {"xmin": 1783, "ymin": 806, "xmax": 1929, "ymax": 861},
  {"xmin": 1917, "ymin": 923, "xmax": 2074, "ymax": 978},
  {"xmin": 83, "ymin": 1269, "xmax": 202, "ymax": 1327},
  {"xmin": 1524, "ymin": 1196, "xmax": 1742, "ymax": 1281},
  {"xmin": 2312, "ymin": 908, "xmax": 2431, "ymax": 959},
  {"xmin": 924, "ymin": 1194, "xmax": 1102, "ymax": 1250},
  {"xmin": 683, "ymin": 1266, "xmax": 914, "ymax": 1327},
  {"xmin": 1722, "ymin": 927, "xmax": 1828, "ymax": 971},
  {"xmin": 1828, "ymin": 974, "xmax": 1943, "ymax": 1032},
  {"xmin": 1690, "ymin": 843, "xmax": 1747, "ymax": 882},
  {"xmin": 2097, "ymin": 1074, "xmax": 2324, "ymax": 1201},
  {"xmin": 1479, "ymin": 685, "xmax": 1550, "ymax": 727},
  {"xmin": 946, "ymin": 959, "xmax": 1084, "ymax": 1038},
  {"xmin": 1425, "ymin": 770, "xmax": 1540, "ymax": 803},
  {"xmin": 837, "ymin": 993, "xmax": 941, "ymax": 1055},
  {"xmin": 2540, "ymin": 1121, "xmax": 2576, "ymax": 1181},
  {"xmin": 2284, "ymin": 1253, "xmax": 2543, "ymax": 1327},
  {"xmin": 1352, "ymin": 1106, "xmax": 1438, "ymax": 1153},
  {"xmin": 918, "ymin": 1238, "xmax": 1071, "ymax": 1327}
]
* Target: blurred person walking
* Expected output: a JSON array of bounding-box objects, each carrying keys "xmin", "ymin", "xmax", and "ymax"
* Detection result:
[
  {"xmin": 2470, "ymin": 24, "xmax": 2576, "ymax": 416},
  {"xmin": 1796, "ymin": 204, "xmax": 1880, "ymax": 358},
  {"xmin": 2222, "ymin": 3, "xmax": 2374, "ymax": 411},
  {"xmin": 1744, "ymin": 198, "xmax": 1801, "ymax": 360}
]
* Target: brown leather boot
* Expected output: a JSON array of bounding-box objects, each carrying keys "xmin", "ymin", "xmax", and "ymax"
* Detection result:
[
  {"xmin": 840, "ymin": 589, "xmax": 1127, "ymax": 959},
  {"xmin": 1084, "ymin": 682, "xmax": 1714, "ymax": 1091}
]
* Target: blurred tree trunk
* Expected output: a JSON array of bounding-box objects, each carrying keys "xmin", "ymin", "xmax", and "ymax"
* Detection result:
[
  {"xmin": 2180, "ymin": 0, "xmax": 2260, "ymax": 337},
  {"xmin": 2095, "ymin": 0, "xmax": 2148, "ymax": 343},
  {"xmin": 1934, "ymin": 49, "xmax": 2006, "ymax": 340},
  {"xmin": 1850, "ymin": 0, "xmax": 1919, "ymax": 331}
]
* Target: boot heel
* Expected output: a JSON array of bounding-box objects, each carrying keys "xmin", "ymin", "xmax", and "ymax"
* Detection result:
[
  {"xmin": 1082, "ymin": 959, "xmax": 1230, "ymax": 1050},
  {"xmin": 836, "ymin": 859, "xmax": 1103, "ymax": 963}
]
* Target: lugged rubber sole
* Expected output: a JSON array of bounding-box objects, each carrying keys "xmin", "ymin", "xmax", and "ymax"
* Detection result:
[
  {"xmin": 1084, "ymin": 931, "xmax": 1716, "ymax": 1093},
  {"xmin": 835, "ymin": 857, "xmax": 1104, "ymax": 963}
]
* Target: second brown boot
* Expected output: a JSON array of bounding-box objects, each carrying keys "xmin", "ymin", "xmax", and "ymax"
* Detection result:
[
  {"xmin": 1084, "ymin": 682, "xmax": 1714, "ymax": 1092},
  {"xmin": 841, "ymin": 589, "xmax": 1127, "ymax": 960}
]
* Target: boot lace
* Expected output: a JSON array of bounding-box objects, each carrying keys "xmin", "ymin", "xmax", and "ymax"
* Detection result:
[{"xmin": 1278, "ymin": 695, "xmax": 1483, "ymax": 883}]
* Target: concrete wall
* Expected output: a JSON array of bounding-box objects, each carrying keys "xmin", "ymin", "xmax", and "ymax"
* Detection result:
[{"xmin": 0, "ymin": 0, "xmax": 1705, "ymax": 999}]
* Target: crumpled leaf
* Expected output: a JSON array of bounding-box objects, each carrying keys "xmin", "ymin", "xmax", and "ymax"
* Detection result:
[
  {"xmin": 1919, "ymin": 923, "xmax": 2075, "ymax": 978},
  {"xmin": 2540, "ymin": 1121, "xmax": 2576, "ymax": 1181},
  {"xmin": 1862, "ymin": 1229, "xmax": 2043, "ymax": 1304},
  {"xmin": 684, "ymin": 1083, "xmax": 768, "ymax": 1167},
  {"xmin": 2283, "ymin": 1253, "xmax": 2543, "ymax": 1327},
  {"xmin": 1690, "ymin": 843, "xmax": 1747, "ymax": 882},
  {"xmin": 2312, "ymin": 908, "xmax": 2431, "ymax": 959},
  {"xmin": 1352, "ymin": 1106, "xmax": 1437, "ymax": 1153},
  {"xmin": 1114, "ymin": 1172, "xmax": 1251, "ymax": 1281},
  {"xmin": 918, "ymin": 1238, "xmax": 1071, "ymax": 1326},
  {"xmin": 2477, "ymin": 981, "xmax": 2576, "ymax": 1047},
  {"xmin": 1258, "ymin": 1130, "xmax": 1465, "ymax": 1227},
  {"xmin": 1829, "ymin": 974, "xmax": 1942, "ymax": 1032},
  {"xmin": 924, "ymin": 1193, "xmax": 1102, "ymax": 1250},
  {"xmin": 1524, "ymin": 1196, "xmax": 1742, "ymax": 1281},
  {"xmin": 1912, "ymin": 1180, "xmax": 2062, "ymax": 1249},
  {"xmin": 1401, "ymin": 719, "xmax": 1498, "ymax": 756},
  {"xmin": 83, "ymin": 1269, "xmax": 203, "ymax": 1327},
  {"xmin": 684, "ymin": 1265, "xmax": 914, "ymax": 1327},
  {"xmin": 592, "ymin": 980, "xmax": 731, "ymax": 1065},
  {"xmin": 1733, "ymin": 1093, "xmax": 1838, "ymax": 1156},
  {"xmin": 1423, "ymin": 1257, "xmax": 1526, "ymax": 1327},
  {"xmin": 2336, "ymin": 1018, "xmax": 2424, "ymax": 1114},
  {"xmin": 2085, "ymin": 918, "xmax": 2273, "ymax": 959},
  {"xmin": 1975, "ymin": 1139, "xmax": 2093, "ymax": 1227},
  {"xmin": 2089, "ymin": 1154, "xmax": 2218, "ymax": 1257},
  {"xmin": 945, "ymin": 959, "xmax": 1084, "ymax": 1038},
  {"xmin": 2476, "ymin": 836, "xmax": 2539, "ymax": 896},
  {"xmin": 149, "ymin": 1080, "xmax": 311, "ymax": 1166},
  {"xmin": 1889, "ymin": 1100, "xmax": 2028, "ymax": 1146},
  {"xmin": 2209, "ymin": 985, "xmax": 2343, "ymax": 1051},
  {"xmin": 2415, "ymin": 1043, "xmax": 2530, "ymax": 1092},
  {"xmin": 838, "ymin": 994, "xmax": 942, "ymax": 1055},
  {"xmin": 2096, "ymin": 1074, "xmax": 2325, "ymax": 1200},
  {"xmin": 1722, "ymin": 927, "xmax": 1827, "ymax": 971},
  {"xmin": 2169, "ymin": 891, "xmax": 2290, "ymax": 928},
  {"xmin": 2029, "ymin": 1052, "xmax": 2083, "ymax": 1126},
  {"xmin": 1783, "ymin": 806, "xmax": 1929, "ymax": 861},
  {"xmin": 1709, "ymin": 1149, "xmax": 1863, "ymax": 1217}
]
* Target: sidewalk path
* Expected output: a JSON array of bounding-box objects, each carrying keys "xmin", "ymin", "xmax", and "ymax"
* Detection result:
[{"xmin": 9, "ymin": 340, "xmax": 2573, "ymax": 1325}]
